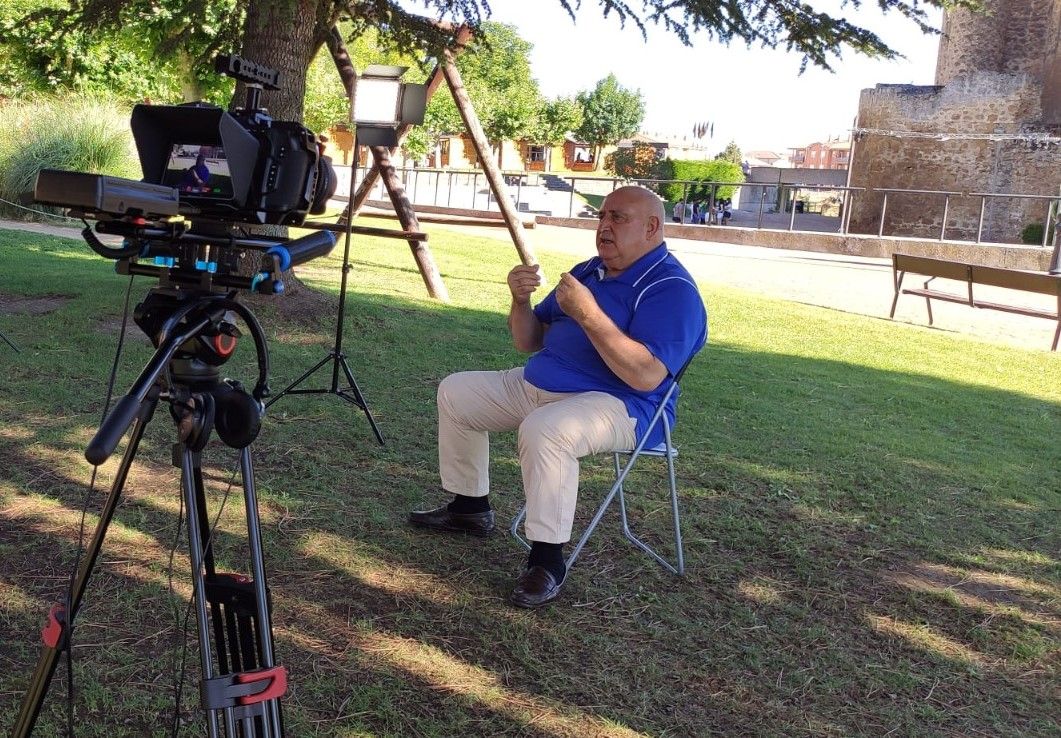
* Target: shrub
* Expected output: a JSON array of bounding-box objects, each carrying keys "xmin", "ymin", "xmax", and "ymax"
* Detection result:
[
  {"xmin": 0, "ymin": 96, "xmax": 139, "ymax": 219},
  {"xmin": 1020, "ymin": 221, "xmax": 1056, "ymax": 245},
  {"xmin": 655, "ymin": 158, "xmax": 744, "ymax": 203},
  {"xmin": 605, "ymin": 143, "xmax": 664, "ymax": 182}
]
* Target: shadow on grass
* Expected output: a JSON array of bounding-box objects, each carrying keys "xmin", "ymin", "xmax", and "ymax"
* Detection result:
[{"xmin": 1, "ymin": 232, "xmax": 1058, "ymax": 736}]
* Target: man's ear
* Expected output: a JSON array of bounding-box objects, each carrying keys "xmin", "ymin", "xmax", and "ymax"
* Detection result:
[{"xmin": 646, "ymin": 215, "xmax": 661, "ymax": 239}]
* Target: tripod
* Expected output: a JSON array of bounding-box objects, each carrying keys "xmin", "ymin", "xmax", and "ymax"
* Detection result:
[
  {"xmin": 264, "ymin": 220, "xmax": 384, "ymax": 445},
  {"xmin": 265, "ymin": 145, "xmax": 386, "ymax": 443},
  {"xmin": 14, "ymin": 289, "xmax": 286, "ymax": 737}
]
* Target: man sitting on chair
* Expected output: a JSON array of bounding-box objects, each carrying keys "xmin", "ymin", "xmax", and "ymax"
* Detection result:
[{"xmin": 409, "ymin": 185, "xmax": 707, "ymax": 608}]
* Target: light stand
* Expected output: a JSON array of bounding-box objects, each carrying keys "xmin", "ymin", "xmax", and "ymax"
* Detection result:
[{"xmin": 265, "ymin": 66, "xmax": 426, "ymax": 445}]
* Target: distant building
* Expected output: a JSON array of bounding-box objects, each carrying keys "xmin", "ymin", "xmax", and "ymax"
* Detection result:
[
  {"xmin": 616, "ymin": 133, "xmax": 714, "ymax": 162},
  {"xmin": 788, "ymin": 138, "xmax": 851, "ymax": 170},
  {"xmin": 745, "ymin": 150, "xmax": 785, "ymax": 167}
]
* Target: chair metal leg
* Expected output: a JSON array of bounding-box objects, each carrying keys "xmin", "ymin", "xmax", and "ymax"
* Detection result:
[
  {"xmin": 509, "ymin": 446, "xmax": 644, "ymax": 571},
  {"xmin": 509, "ymin": 506, "xmax": 531, "ymax": 552},
  {"xmin": 510, "ymin": 445, "xmax": 685, "ymax": 575},
  {"xmin": 617, "ymin": 419, "xmax": 684, "ymax": 576},
  {"xmin": 508, "ymin": 380, "xmax": 688, "ymax": 578}
]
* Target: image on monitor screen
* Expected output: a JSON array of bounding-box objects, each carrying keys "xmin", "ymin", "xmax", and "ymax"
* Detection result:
[{"xmin": 163, "ymin": 144, "xmax": 234, "ymax": 199}]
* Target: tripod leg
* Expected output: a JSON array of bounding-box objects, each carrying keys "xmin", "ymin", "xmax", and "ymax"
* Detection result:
[
  {"xmin": 336, "ymin": 355, "xmax": 385, "ymax": 445},
  {"xmin": 185, "ymin": 445, "xmax": 286, "ymax": 737},
  {"xmin": 13, "ymin": 388, "xmax": 160, "ymax": 737},
  {"xmin": 179, "ymin": 446, "xmax": 226, "ymax": 738},
  {"xmin": 239, "ymin": 447, "xmax": 284, "ymax": 734}
]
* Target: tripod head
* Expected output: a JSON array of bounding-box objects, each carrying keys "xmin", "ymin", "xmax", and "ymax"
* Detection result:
[{"xmin": 86, "ymin": 287, "xmax": 275, "ymax": 465}]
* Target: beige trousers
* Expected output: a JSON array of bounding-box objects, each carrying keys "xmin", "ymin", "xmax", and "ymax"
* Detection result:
[{"xmin": 437, "ymin": 367, "xmax": 637, "ymax": 544}]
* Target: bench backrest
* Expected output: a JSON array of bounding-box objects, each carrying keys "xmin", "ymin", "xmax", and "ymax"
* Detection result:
[{"xmin": 893, "ymin": 254, "xmax": 1061, "ymax": 296}]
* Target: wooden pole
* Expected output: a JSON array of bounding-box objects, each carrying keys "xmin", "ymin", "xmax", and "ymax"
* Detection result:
[
  {"xmin": 371, "ymin": 145, "xmax": 449, "ymax": 300},
  {"xmin": 441, "ymin": 47, "xmax": 538, "ymax": 266},
  {"xmin": 326, "ymin": 25, "xmax": 449, "ymax": 301}
]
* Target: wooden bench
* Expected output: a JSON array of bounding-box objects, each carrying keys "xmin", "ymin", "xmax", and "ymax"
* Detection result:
[{"xmin": 889, "ymin": 253, "xmax": 1061, "ymax": 351}]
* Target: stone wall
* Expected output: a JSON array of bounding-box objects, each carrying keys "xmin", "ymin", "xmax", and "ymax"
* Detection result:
[
  {"xmin": 936, "ymin": 0, "xmax": 1060, "ymax": 84},
  {"xmin": 848, "ymin": 78, "xmax": 1058, "ymax": 242},
  {"xmin": 849, "ymin": 0, "xmax": 1060, "ymax": 244}
]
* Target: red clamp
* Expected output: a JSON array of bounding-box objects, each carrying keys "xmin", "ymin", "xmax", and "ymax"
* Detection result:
[
  {"xmin": 234, "ymin": 666, "xmax": 288, "ymax": 705},
  {"xmin": 42, "ymin": 604, "xmax": 66, "ymax": 649}
]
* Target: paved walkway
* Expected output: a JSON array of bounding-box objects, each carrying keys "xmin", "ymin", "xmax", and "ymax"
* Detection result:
[
  {"xmin": 437, "ymin": 220, "xmax": 1060, "ymax": 353},
  {"xmin": 3, "ymin": 217, "xmax": 1057, "ymax": 353}
]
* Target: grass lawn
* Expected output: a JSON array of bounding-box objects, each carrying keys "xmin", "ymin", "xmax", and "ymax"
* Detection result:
[{"xmin": 0, "ymin": 224, "xmax": 1058, "ymax": 736}]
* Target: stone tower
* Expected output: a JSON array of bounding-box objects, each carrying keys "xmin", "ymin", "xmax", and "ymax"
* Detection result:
[{"xmin": 847, "ymin": 0, "xmax": 1061, "ymax": 243}]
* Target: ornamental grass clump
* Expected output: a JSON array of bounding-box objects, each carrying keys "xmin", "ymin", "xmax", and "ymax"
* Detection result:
[{"xmin": 0, "ymin": 95, "xmax": 139, "ymax": 219}]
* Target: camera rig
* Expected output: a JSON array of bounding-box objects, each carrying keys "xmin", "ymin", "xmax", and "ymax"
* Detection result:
[{"xmin": 14, "ymin": 55, "xmax": 341, "ymax": 737}]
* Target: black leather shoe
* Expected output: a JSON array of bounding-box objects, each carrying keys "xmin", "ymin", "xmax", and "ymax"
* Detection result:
[
  {"xmin": 408, "ymin": 504, "xmax": 495, "ymax": 537},
  {"xmin": 509, "ymin": 566, "xmax": 563, "ymax": 608}
]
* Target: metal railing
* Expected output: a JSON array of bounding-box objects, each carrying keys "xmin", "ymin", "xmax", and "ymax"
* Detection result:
[{"xmin": 341, "ymin": 164, "xmax": 1059, "ymax": 247}]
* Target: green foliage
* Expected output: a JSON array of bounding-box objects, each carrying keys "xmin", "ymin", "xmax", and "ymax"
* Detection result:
[
  {"xmin": 0, "ymin": 0, "xmax": 240, "ymax": 102},
  {"xmin": 1019, "ymin": 221, "xmax": 1056, "ymax": 245},
  {"xmin": 0, "ymin": 95, "xmax": 140, "ymax": 217},
  {"xmin": 575, "ymin": 74, "xmax": 645, "ymax": 164},
  {"xmin": 458, "ymin": 21, "xmax": 541, "ymax": 160},
  {"xmin": 421, "ymin": 95, "xmax": 465, "ymax": 158},
  {"xmin": 1, "ymin": 0, "xmax": 982, "ymax": 174},
  {"xmin": 718, "ymin": 140, "xmax": 742, "ymax": 164},
  {"xmin": 526, "ymin": 96, "xmax": 583, "ymax": 145},
  {"xmin": 604, "ymin": 143, "xmax": 663, "ymax": 181},
  {"xmin": 302, "ymin": 49, "xmax": 352, "ymax": 136},
  {"xmin": 656, "ymin": 158, "xmax": 745, "ymax": 202},
  {"xmin": 414, "ymin": 21, "xmax": 544, "ymax": 165}
]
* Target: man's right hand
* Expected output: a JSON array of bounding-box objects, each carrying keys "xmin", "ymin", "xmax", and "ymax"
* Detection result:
[{"xmin": 507, "ymin": 264, "xmax": 542, "ymax": 305}]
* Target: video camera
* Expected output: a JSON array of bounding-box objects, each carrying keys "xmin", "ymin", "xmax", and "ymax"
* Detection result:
[{"xmin": 33, "ymin": 54, "xmax": 339, "ymax": 296}]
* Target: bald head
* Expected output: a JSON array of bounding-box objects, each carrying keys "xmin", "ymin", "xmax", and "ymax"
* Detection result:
[
  {"xmin": 595, "ymin": 186, "xmax": 666, "ymax": 275},
  {"xmin": 610, "ymin": 185, "xmax": 665, "ymax": 225}
]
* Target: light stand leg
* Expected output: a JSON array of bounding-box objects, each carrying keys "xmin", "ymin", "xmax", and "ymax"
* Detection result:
[
  {"xmin": 13, "ymin": 389, "xmax": 160, "ymax": 737},
  {"xmin": 0, "ymin": 329, "xmax": 18, "ymax": 352},
  {"xmin": 265, "ymin": 132, "xmax": 384, "ymax": 445}
]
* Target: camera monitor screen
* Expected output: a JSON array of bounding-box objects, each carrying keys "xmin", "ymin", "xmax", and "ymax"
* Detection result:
[{"xmin": 162, "ymin": 144, "xmax": 234, "ymax": 199}]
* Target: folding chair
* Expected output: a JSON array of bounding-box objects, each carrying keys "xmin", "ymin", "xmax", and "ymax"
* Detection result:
[{"xmin": 510, "ymin": 361, "xmax": 694, "ymax": 576}]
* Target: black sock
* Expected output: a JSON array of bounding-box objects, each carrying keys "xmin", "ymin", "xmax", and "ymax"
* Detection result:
[
  {"xmin": 447, "ymin": 493, "xmax": 490, "ymax": 514},
  {"xmin": 528, "ymin": 541, "xmax": 566, "ymax": 582}
]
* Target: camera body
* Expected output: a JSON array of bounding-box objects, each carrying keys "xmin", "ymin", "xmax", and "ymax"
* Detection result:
[
  {"xmin": 35, "ymin": 54, "xmax": 335, "ymax": 228},
  {"xmin": 32, "ymin": 54, "xmax": 338, "ymax": 295},
  {"xmin": 130, "ymin": 54, "xmax": 335, "ymax": 226},
  {"xmin": 131, "ymin": 102, "xmax": 333, "ymax": 226}
]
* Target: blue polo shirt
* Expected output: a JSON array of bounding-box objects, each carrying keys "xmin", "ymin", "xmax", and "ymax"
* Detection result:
[{"xmin": 524, "ymin": 242, "xmax": 707, "ymax": 447}]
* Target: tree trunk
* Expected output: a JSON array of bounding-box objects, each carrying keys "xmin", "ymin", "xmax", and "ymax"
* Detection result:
[
  {"xmin": 236, "ymin": 0, "xmax": 333, "ymax": 122},
  {"xmin": 233, "ymin": 0, "xmax": 337, "ymax": 298}
]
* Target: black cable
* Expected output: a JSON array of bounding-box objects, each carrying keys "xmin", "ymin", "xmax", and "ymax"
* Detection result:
[
  {"xmin": 0, "ymin": 196, "xmax": 80, "ymax": 221},
  {"xmin": 63, "ymin": 274, "xmax": 136, "ymax": 737}
]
